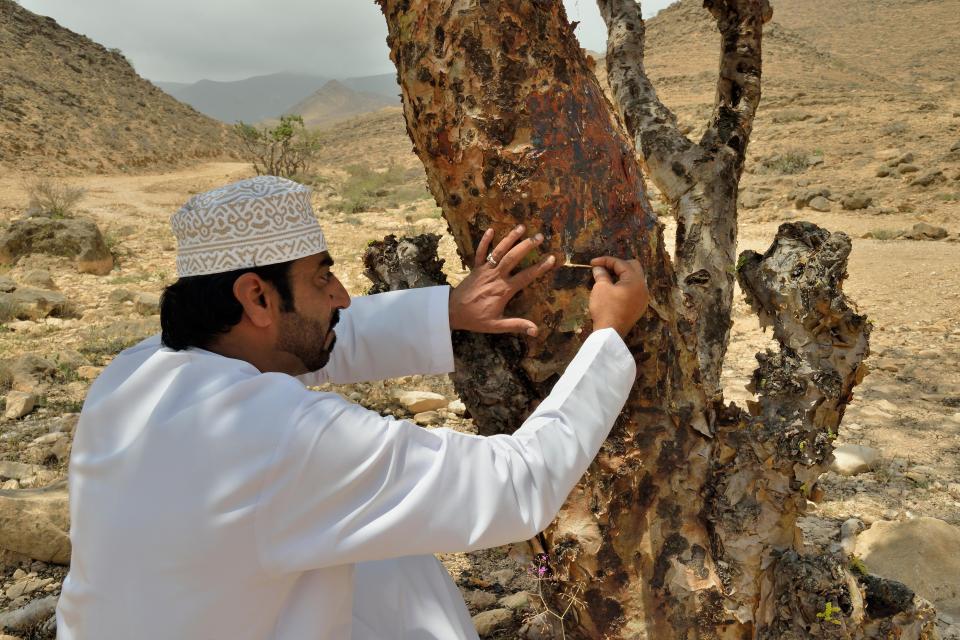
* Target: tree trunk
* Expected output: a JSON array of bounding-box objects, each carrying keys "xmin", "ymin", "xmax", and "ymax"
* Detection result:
[{"xmin": 374, "ymin": 1, "xmax": 939, "ymax": 637}]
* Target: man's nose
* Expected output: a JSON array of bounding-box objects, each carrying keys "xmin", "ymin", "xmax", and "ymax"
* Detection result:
[{"xmin": 332, "ymin": 275, "xmax": 351, "ymax": 309}]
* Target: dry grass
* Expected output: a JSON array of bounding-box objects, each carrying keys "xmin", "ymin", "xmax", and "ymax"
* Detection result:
[{"xmin": 26, "ymin": 177, "xmax": 86, "ymax": 218}]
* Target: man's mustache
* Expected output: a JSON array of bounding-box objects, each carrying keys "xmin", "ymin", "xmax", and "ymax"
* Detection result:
[{"xmin": 330, "ymin": 309, "xmax": 341, "ymax": 330}]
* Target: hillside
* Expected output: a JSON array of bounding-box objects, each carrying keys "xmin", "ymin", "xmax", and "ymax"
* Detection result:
[
  {"xmin": 0, "ymin": 0, "xmax": 233, "ymax": 174},
  {"xmin": 285, "ymin": 80, "xmax": 397, "ymax": 129},
  {"xmin": 165, "ymin": 72, "xmax": 331, "ymax": 124}
]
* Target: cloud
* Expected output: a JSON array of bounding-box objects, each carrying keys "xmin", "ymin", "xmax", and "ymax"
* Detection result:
[{"xmin": 17, "ymin": 0, "xmax": 675, "ymax": 82}]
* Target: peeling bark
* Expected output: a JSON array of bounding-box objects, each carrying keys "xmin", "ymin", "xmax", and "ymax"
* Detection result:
[
  {"xmin": 373, "ymin": 1, "xmax": 938, "ymax": 637},
  {"xmin": 598, "ymin": 0, "xmax": 771, "ymax": 400}
]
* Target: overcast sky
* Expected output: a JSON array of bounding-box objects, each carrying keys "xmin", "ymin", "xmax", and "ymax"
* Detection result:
[{"xmin": 17, "ymin": 0, "xmax": 675, "ymax": 83}]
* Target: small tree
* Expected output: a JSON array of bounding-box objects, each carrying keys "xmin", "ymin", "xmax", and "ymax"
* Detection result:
[
  {"xmin": 233, "ymin": 115, "xmax": 320, "ymax": 179},
  {"xmin": 26, "ymin": 177, "xmax": 86, "ymax": 218}
]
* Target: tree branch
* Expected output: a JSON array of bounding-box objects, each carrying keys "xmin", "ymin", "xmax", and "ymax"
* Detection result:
[
  {"xmin": 597, "ymin": 0, "xmax": 699, "ymax": 202},
  {"xmin": 701, "ymin": 0, "xmax": 772, "ymax": 171}
]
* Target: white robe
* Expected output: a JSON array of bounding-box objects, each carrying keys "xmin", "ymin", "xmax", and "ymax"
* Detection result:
[{"xmin": 56, "ymin": 286, "xmax": 636, "ymax": 639}]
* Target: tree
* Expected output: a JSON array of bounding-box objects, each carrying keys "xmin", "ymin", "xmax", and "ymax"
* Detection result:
[
  {"xmin": 372, "ymin": 1, "xmax": 939, "ymax": 637},
  {"xmin": 233, "ymin": 114, "xmax": 320, "ymax": 179}
]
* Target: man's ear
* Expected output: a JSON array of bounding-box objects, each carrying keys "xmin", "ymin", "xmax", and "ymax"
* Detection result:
[{"xmin": 233, "ymin": 273, "xmax": 274, "ymax": 328}]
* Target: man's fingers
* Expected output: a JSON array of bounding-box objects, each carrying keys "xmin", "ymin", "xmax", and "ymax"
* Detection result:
[
  {"xmin": 474, "ymin": 228, "xmax": 494, "ymax": 268},
  {"xmin": 591, "ymin": 265, "xmax": 613, "ymax": 286},
  {"xmin": 488, "ymin": 224, "xmax": 527, "ymax": 266},
  {"xmin": 509, "ymin": 254, "xmax": 556, "ymax": 290},
  {"xmin": 590, "ymin": 256, "xmax": 642, "ymax": 280},
  {"xmin": 490, "ymin": 317, "xmax": 539, "ymax": 336},
  {"xmin": 499, "ymin": 232, "xmax": 545, "ymax": 273}
]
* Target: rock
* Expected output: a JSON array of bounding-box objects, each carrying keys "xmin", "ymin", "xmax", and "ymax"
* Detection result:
[
  {"xmin": 448, "ymin": 400, "xmax": 467, "ymax": 416},
  {"xmin": 25, "ymin": 432, "xmax": 70, "ymax": 464},
  {"xmin": 792, "ymin": 187, "xmax": 831, "ymax": 208},
  {"xmin": 490, "ymin": 568, "xmax": 515, "ymax": 587},
  {"xmin": 3, "ymin": 392, "xmax": 36, "ymax": 420},
  {"xmin": 0, "ymin": 479, "xmax": 19, "ymax": 490},
  {"xmin": 0, "ymin": 482, "xmax": 71, "ymax": 564},
  {"xmin": 897, "ymin": 164, "xmax": 920, "ymax": 174},
  {"xmin": 472, "ymin": 608, "xmax": 513, "ymax": 637},
  {"xmin": 910, "ymin": 170, "xmax": 945, "ymax": 187},
  {"xmin": 108, "ymin": 288, "xmax": 134, "ymax": 304},
  {"xmin": 887, "ymin": 152, "xmax": 914, "ymax": 167},
  {"xmin": 906, "ymin": 465, "xmax": 937, "ymax": 484},
  {"xmin": 840, "ymin": 518, "xmax": 864, "ymax": 554},
  {"xmin": 842, "ymin": 193, "xmax": 873, "ymax": 210},
  {"xmin": 855, "ymin": 517, "xmax": 960, "ymax": 617},
  {"xmin": 20, "ymin": 270, "xmax": 56, "ymax": 290},
  {"xmin": 875, "ymin": 167, "xmax": 892, "ymax": 178},
  {"xmin": 10, "ymin": 354, "xmax": 56, "ymax": 393},
  {"xmin": 76, "ymin": 365, "xmax": 102, "ymax": 381},
  {"xmin": 875, "ymin": 399, "xmax": 899, "ymax": 413},
  {"xmin": 133, "ymin": 292, "xmax": 160, "ymax": 316},
  {"xmin": 808, "ymin": 195, "xmax": 831, "ymax": 212},
  {"xmin": 499, "ymin": 591, "xmax": 532, "ymax": 610},
  {"xmin": 396, "ymin": 391, "xmax": 448, "ymax": 413},
  {"xmin": 0, "ymin": 594, "xmax": 58, "ymax": 634},
  {"xmin": 0, "ymin": 287, "xmax": 71, "ymax": 320},
  {"xmin": 0, "ymin": 215, "xmax": 113, "ymax": 275},
  {"xmin": 413, "ymin": 410, "xmax": 442, "ymax": 426},
  {"xmin": 465, "ymin": 589, "xmax": 499, "ymax": 611},
  {"xmin": 740, "ymin": 191, "xmax": 767, "ymax": 209},
  {"xmin": 0, "ymin": 276, "xmax": 15, "ymax": 293},
  {"xmin": 905, "ymin": 223, "xmax": 949, "ymax": 240},
  {"xmin": 831, "ymin": 444, "xmax": 881, "ymax": 476},
  {"xmin": 0, "ymin": 461, "xmax": 44, "ymax": 481}
]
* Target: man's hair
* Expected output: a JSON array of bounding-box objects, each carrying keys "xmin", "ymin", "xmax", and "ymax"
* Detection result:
[{"xmin": 160, "ymin": 261, "xmax": 295, "ymax": 350}]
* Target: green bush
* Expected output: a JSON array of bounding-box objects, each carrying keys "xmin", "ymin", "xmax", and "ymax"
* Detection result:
[
  {"xmin": 234, "ymin": 115, "xmax": 322, "ymax": 179},
  {"xmin": 335, "ymin": 163, "xmax": 429, "ymax": 213},
  {"xmin": 27, "ymin": 178, "xmax": 86, "ymax": 218},
  {"xmin": 760, "ymin": 150, "xmax": 812, "ymax": 175}
]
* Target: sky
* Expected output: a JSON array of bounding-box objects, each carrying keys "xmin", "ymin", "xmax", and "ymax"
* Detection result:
[{"xmin": 16, "ymin": 0, "xmax": 675, "ymax": 84}]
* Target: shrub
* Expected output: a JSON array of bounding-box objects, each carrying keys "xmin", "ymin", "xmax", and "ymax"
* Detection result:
[
  {"xmin": 234, "ymin": 115, "xmax": 322, "ymax": 179},
  {"xmin": 27, "ymin": 178, "xmax": 86, "ymax": 218},
  {"xmin": 335, "ymin": 163, "xmax": 430, "ymax": 213},
  {"xmin": 760, "ymin": 150, "xmax": 811, "ymax": 175}
]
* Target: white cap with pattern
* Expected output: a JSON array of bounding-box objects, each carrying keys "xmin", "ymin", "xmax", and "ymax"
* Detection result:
[{"xmin": 171, "ymin": 175, "xmax": 328, "ymax": 278}]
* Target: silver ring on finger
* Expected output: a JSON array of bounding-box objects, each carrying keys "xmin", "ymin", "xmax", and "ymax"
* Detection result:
[{"xmin": 486, "ymin": 254, "xmax": 499, "ymax": 267}]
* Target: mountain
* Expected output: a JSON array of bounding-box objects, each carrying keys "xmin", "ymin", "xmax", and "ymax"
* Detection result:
[
  {"xmin": 285, "ymin": 80, "xmax": 397, "ymax": 129},
  {"xmin": 341, "ymin": 73, "xmax": 401, "ymax": 100},
  {"xmin": 153, "ymin": 80, "xmax": 191, "ymax": 95},
  {"xmin": 169, "ymin": 72, "xmax": 331, "ymax": 124},
  {"xmin": 0, "ymin": 0, "xmax": 232, "ymax": 173}
]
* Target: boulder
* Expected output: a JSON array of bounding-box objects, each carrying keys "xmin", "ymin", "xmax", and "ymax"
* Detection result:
[
  {"xmin": 0, "ymin": 461, "xmax": 45, "ymax": 481},
  {"xmin": 0, "ymin": 287, "xmax": 71, "ymax": 320},
  {"xmin": 464, "ymin": 589, "xmax": 499, "ymax": 611},
  {"xmin": 396, "ymin": 391, "xmax": 448, "ymax": 413},
  {"xmin": 792, "ymin": 187, "xmax": 831, "ymax": 208},
  {"xmin": 855, "ymin": 517, "xmax": 960, "ymax": 617},
  {"xmin": 830, "ymin": 444, "xmax": 881, "ymax": 476},
  {"xmin": 842, "ymin": 193, "xmax": 873, "ymax": 210},
  {"xmin": 3, "ymin": 391, "xmax": 36, "ymax": 420},
  {"xmin": 133, "ymin": 292, "xmax": 160, "ymax": 316},
  {"xmin": 905, "ymin": 223, "xmax": 948, "ymax": 241},
  {"xmin": 875, "ymin": 167, "xmax": 892, "ymax": 178},
  {"xmin": 10, "ymin": 354, "xmax": 56, "ymax": 393},
  {"xmin": 499, "ymin": 591, "xmax": 532, "ymax": 611},
  {"xmin": 0, "ymin": 215, "xmax": 113, "ymax": 275},
  {"xmin": 0, "ymin": 481, "xmax": 71, "ymax": 564},
  {"xmin": 739, "ymin": 191, "xmax": 767, "ymax": 209},
  {"xmin": 808, "ymin": 195, "xmax": 831, "ymax": 212},
  {"xmin": 910, "ymin": 170, "xmax": 945, "ymax": 187},
  {"xmin": 448, "ymin": 400, "xmax": 467, "ymax": 416},
  {"xmin": 0, "ymin": 276, "xmax": 15, "ymax": 293},
  {"xmin": 472, "ymin": 608, "xmax": 513, "ymax": 637},
  {"xmin": 897, "ymin": 164, "xmax": 920, "ymax": 174},
  {"xmin": 21, "ymin": 270, "xmax": 57, "ymax": 290},
  {"xmin": 886, "ymin": 152, "xmax": 914, "ymax": 167}
]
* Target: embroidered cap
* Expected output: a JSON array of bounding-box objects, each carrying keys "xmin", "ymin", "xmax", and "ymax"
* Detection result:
[{"xmin": 171, "ymin": 175, "xmax": 328, "ymax": 277}]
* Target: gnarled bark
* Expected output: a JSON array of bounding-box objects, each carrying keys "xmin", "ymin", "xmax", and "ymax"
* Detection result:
[
  {"xmin": 374, "ymin": 1, "xmax": 938, "ymax": 637},
  {"xmin": 599, "ymin": 0, "xmax": 771, "ymax": 400}
]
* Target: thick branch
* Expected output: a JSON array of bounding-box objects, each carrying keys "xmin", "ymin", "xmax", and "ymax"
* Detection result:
[
  {"xmin": 597, "ymin": 0, "xmax": 700, "ymax": 203},
  {"xmin": 701, "ymin": 0, "xmax": 772, "ymax": 170}
]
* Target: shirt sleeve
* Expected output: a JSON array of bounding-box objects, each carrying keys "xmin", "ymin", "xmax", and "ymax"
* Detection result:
[
  {"xmin": 296, "ymin": 286, "xmax": 454, "ymax": 386},
  {"xmin": 254, "ymin": 328, "xmax": 636, "ymax": 573}
]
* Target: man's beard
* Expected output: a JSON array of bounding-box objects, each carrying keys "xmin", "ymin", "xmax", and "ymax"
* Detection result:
[{"xmin": 277, "ymin": 309, "xmax": 339, "ymax": 372}]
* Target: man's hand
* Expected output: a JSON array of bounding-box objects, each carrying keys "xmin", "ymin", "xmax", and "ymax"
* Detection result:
[
  {"xmin": 449, "ymin": 225, "xmax": 556, "ymax": 336},
  {"xmin": 589, "ymin": 257, "xmax": 649, "ymax": 337}
]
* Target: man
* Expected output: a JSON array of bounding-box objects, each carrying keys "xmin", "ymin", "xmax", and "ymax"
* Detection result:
[{"xmin": 56, "ymin": 175, "xmax": 648, "ymax": 639}]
